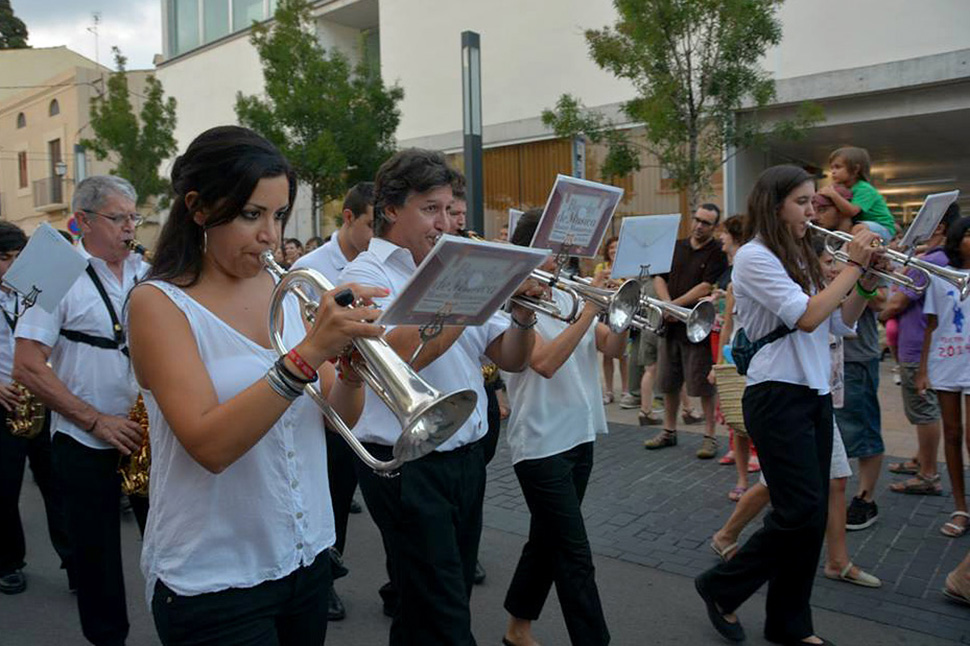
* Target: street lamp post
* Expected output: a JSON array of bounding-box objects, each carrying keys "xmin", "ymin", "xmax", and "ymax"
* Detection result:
[{"xmin": 461, "ymin": 31, "xmax": 484, "ymax": 236}]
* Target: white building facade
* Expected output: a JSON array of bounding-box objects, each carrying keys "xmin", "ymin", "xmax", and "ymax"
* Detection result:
[{"xmin": 156, "ymin": 0, "xmax": 970, "ymax": 237}]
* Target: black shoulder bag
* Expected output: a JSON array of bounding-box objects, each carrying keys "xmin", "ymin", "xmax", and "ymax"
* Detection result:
[{"xmin": 732, "ymin": 324, "xmax": 795, "ymax": 376}]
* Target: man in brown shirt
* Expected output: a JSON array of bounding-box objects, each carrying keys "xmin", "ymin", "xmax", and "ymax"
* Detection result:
[{"xmin": 645, "ymin": 203, "xmax": 727, "ymax": 458}]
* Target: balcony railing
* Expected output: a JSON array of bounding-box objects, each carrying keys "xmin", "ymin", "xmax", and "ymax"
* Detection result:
[{"xmin": 33, "ymin": 176, "xmax": 64, "ymax": 210}]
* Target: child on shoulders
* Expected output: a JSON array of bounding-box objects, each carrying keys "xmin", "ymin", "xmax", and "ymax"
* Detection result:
[{"xmin": 819, "ymin": 146, "xmax": 895, "ymax": 242}]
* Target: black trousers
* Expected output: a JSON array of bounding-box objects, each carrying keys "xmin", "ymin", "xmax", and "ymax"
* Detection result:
[
  {"xmin": 52, "ymin": 432, "xmax": 130, "ymax": 646},
  {"xmin": 356, "ymin": 440, "xmax": 486, "ymax": 646},
  {"xmin": 482, "ymin": 379, "xmax": 502, "ymax": 466},
  {"xmin": 0, "ymin": 409, "xmax": 71, "ymax": 577},
  {"xmin": 504, "ymin": 441, "xmax": 609, "ymax": 646},
  {"xmin": 325, "ymin": 428, "xmax": 359, "ymax": 556},
  {"xmin": 152, "ymin": 549, "xmax": 331, "ymax": 646},
  {"xmin": 699, "ymin": 382, "xmax": 833, "ymax": 642}
]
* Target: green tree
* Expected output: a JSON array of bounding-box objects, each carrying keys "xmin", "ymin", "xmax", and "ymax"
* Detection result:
[
  {"xmin": 0, "ymin": 0, "xmax": 29, "ymax": 49},
  {"xmin": 80, "ymin": 48, "xmax": 178, "ymax": 206},
  {"xmin": 235, "ymin": 0, "xmax": 403, "ymax": 234},
  {"xmin": 542, "ymin": 0, "xmax": 822, "ymax": 210}
]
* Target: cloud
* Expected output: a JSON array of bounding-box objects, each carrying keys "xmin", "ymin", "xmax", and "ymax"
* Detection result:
[{"xmin": 14, "ymin": 0, "xmax": 161, "ymax": 70}]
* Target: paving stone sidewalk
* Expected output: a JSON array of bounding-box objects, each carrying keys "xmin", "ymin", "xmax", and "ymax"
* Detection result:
[{"xmin": 483, "ymin": 422, "xmax": 970, "ymax": 644}]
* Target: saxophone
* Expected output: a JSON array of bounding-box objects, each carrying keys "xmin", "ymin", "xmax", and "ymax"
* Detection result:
[
  {"xmin": 118, "ymin": 238, "xmax": 152, "ymax": 496},
  {"xmin": 119, "ymin": 394, "xmax": 150, "ymax": 497},
  {"xmin": 6, "ymin": 382, "xmax": 46, "ymax": 439}
]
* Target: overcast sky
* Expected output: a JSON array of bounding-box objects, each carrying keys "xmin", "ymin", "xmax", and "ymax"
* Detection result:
[{"xmin": 12, "ymin": 0, "xmax": 162, "ymax": 70}]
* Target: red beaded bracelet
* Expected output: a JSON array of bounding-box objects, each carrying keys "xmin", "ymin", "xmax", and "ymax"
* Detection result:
[{"xmin": 287, "ymin": 349, "xmax": 318, "ymax": 381}]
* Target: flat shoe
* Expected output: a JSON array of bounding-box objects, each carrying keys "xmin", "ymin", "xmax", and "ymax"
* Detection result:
[
  {"xmin": 823, "ymin": 562, "xmax": 881, "ymax": 588},
  {"xmin": 694, "ymin": 575, "xmax": 745, "ymax": 642}
]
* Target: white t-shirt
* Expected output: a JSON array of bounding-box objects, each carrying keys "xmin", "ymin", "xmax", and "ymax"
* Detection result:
[
  {"xmin": 138, "ymin": 281, "xmax": 334, "ymax": 604},
  {"xmin": 502, "ymin": 288, "xmax": 608, "ymax": 464},
  {"xmin": 0, "ymin": 289, "xmax": 19, "ymax": 383},
  {"xmin": 338, "ymin": 237, "xmax": 510, "ymax": 450},
  {"xmin": 732, "ymin": 239, "xmax": 854, "ymax": 393},
  {"xmin": 15, "ymin": 242, "xmax": 149, "ymax": 449},
  {"xmin": 922, "ymin": 271, "xmax": 970, "ymax": 392}
]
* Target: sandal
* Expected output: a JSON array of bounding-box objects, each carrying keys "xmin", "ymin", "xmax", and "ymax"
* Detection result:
[
  {"xmin": 719, "ymin": 451, "xmax": 736, "ymax": 466},
  {"xmin": 638, "ymin": 410, "xmax": 662, "ymax": 427},
  {"xmin": 943, "ymin": 571, "xmax": 970, "ymax": 606},
  {"xmin": 682, "ymin": 410, "xmax": 705, "ymax": 425},
  {"xmin": 644, "ymin": 429, "xmax": 677, "ymax": 450},
  {"xmin": 824, "ymin": 562, "xmax": 882, "ymax": 588},
  {"xmin": 728, "ymin": 486, "xmax": 746, "ymax": 502},
  {"xmin": 709, "ymin": 538, "xmax": 739, "ymax": 562},
  {"xmin": 888, "ymin": 459, "xmax": 920, "ymax": 475},
  {"xmin": 747, "ymin": 457, "xmax": 761, "ymax": 473},
  {"xmin": 889, "ymin": 473, "xmax": 942, "ymax": 496},
  {"xmin": 941, "ymin": 511, "xmax": 970, "ymax": 538}
]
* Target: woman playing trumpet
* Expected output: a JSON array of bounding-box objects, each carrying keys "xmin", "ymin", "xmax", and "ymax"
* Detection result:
[{"xmin": 128, "ymin": 126, "xmax": 386, "ymax": 645}]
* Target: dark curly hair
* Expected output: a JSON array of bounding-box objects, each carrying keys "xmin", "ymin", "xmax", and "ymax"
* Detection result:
[{"xmin": 372, "ymin": 148, "xmax": 463, "ymax": 237}]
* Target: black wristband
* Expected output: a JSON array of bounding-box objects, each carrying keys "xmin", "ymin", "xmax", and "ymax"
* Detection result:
[
  {"xmin": 511, "ymin": 313, "xmax": 537, "ymax": 329},
  {"xmin": 276, "ymin": 356, "xmax": 317, "ymax": 384}
]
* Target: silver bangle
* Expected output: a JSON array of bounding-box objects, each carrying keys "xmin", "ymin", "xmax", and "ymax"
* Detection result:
[
  {"xmin": 266, "ymin": 366, "xmax": 302, "ymax": 401},
  {"xmin": 273, "ymin": 362, "xmax": 308, "ymax": 395}
]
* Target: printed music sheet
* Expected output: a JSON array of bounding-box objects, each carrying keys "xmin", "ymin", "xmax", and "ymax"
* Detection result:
[
  {"xmin": 3, "ymin": 222, "xmax": 87, "ymax": 312},
  {"xmin": 611, "ymin": 214, "xmax": 681, "ymax": 278},
  {"xmin": 899, "ymin": 190, "xmax": 960, "ymax": 252},
  {"xmin": 529, "ymin": 174, "xmax": 623, "ymax": 258},
  {"xmin": 377, "ymin": 234, "xmax": 549, "ymax": 327}
]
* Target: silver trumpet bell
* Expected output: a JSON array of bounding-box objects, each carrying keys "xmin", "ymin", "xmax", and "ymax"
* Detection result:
[
  {"xmin": 512, "ymin": 269, "xmax": 642, "ymax": 333},
  {"xmin": 636, "ymin": 297, "xmax": 716, "ymax": 343},
  {"xmin": 261, "ymin": 251, "xmax": 478, "ymax": 476}
]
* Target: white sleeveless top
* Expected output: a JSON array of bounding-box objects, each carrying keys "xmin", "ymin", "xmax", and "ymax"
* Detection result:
[{"xmin": 138, "ymin": 280, "xmax": 335, "ymax": 605}]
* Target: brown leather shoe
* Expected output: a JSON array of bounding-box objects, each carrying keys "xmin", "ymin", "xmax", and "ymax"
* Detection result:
[{"xmin": 644, "ymin": 429, "xmax": 677, "ymax": 450}]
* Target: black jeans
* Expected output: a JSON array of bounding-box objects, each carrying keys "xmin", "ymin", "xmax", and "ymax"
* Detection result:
[
  {"xmin": 356, "ymin": 440, "xmax": 486, "ymax": 646},
  {"xmin": 504, "ymin": 441, "xmax": 609, "ymax": 646},
  {"xmin": 699, "ymin": 382, "xmax": 833, "ymax": 642},
  {"xmin": 152, "ymin": 549, "xmax": 331, "ymax": 646},
  {"xmin": 325, "ymin": 428, "xmax": 359, "ymax": 556},
  {"xmin": 0, "ymin": 409, "xmax": 71, "ymax": 576},
  {"xmin": 52, "ymin": 432, "xmax": 129, "ymax": 646}
]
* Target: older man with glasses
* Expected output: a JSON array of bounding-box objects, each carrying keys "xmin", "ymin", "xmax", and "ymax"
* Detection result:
[
  {"xmin": 13, "ymin": 175, "xmax": 149, "ymax": 646},
  {"xmin": 644, "ymin": 203, "xmax": 728, "ymax": 459}
]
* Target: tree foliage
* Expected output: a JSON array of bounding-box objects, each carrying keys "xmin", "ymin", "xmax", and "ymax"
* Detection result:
[
  {"xmin": 542, "ymin": 0, "xmax": 823, "ymax": 209},
  {"xmin": 80, "ymin": 48, "xmax": 178, "ymax": 206},
  {"xmin": 0, "ymin": 0, "xmax": 28, "ymax": 49},
  {"xmin": 235, "ymin": 0, "xmax": 403, "ymax": 228}
]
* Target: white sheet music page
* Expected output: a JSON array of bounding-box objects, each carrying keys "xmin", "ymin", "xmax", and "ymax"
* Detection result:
[
  {"xmin": 611, "ymin": 215, "xmax": 682, "ymax": 278},
  {"xmin": 3, "ymin": 222, "xmax": 87, "ymax": 313},
  {"xmin": 377, "ymin": 235, "xmax": 549, "ymax": 327}
]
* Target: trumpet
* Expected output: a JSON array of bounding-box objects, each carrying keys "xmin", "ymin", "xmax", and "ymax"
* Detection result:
[
  {"xmin": 808, "ymin": 224, "xmax": 970, "ymax": 298},
  {"xmin": 633, "ymin": 297, "xmax": 716, "ymax": 344},
  {"xmin": 511, "ymin": 269, "xmax": 642, "ymax": 333},
  {"xmin": 260, "ymin": 251, "xmax": 478, "ymax": 476}
]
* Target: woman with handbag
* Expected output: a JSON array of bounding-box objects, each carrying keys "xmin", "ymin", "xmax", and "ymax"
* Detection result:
[{"xmin": 694, "ymin": 165, "xmax": 882, "ymax": 646}]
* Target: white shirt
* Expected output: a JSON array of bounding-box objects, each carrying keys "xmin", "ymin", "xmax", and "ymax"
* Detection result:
[
  {"xmin": 502, "ymin": 288, "xmax": 607, "ymax": 464},
  {"xmin": 292, "ymin": 234, "xmax": 349, "ymax": 285},
  {"xmin": 732, "ymin": 239, "xmax": 854, "ymax": 393},
  {"xmin": 139, "ymin": 281, "xmax": 334, "ymax": 604},
  {"xmin": 922, "ymin": 271, "xmax": 970, "ymax": 391},
  {"xmin": 0, "ymin": 289, "xmax": 19, "ymax": 383},
  {"xmin": 338, "ymin": 237, "xmax": 510, "ymax": 450},
  {"xmin": 15, "ymin": 242, "xmax": 149, "ymax": 450}
]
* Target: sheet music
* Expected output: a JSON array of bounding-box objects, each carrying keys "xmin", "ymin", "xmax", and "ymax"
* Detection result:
[{"xmin": 3, "ymin": 222, "xmax": 87, "ymax": 313}]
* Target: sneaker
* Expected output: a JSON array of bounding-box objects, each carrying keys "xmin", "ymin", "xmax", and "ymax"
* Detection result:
[
  {"xmin": 619, "ymin": 392, "xmax": 641, "ymax": 409},
  {"xmin": 696, "ymin": 435, "xmax": 718, "ymax": 459},
  {"xmin": 892, "ymin": 365, "xmax": 902, "ymax": 386},
  {"xmin": 846, "ymin": 494, "xmax": 879, "ymax": 531},
  {"xmin": 602, "ymin": 392, "xmax": 614, "ymax": 405},
  {"xmin": 0, "ymin": 570, "xmax": 26, "ymax": 595}
]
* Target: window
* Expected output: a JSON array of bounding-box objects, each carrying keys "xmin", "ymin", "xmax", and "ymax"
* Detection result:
[
  {"xmin": 17, "ymin": 152, "xmax": 28, "ymax": 189},
  {"xmin": 203, "ymin": 0, "xmax": 230, "ymax": 42},
  {"xmin": 16, "ymin": 112, "xmax": 25, "ymax": 128},
  {"xmin": 49, "ymin": 99, "xmax": 60, "ymax": 116},
  {"xmin": 174, "ymin": 0, "xmax": 200, "ymax": 56},
  {"xmin": 233, "ymin": 0, "xmax": 265, "ymax": 31}
]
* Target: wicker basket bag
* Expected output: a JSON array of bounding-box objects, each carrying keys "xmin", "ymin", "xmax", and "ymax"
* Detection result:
[{"xmin": 713, "ymin": 363, "xmax": 747, "ymax": 436}]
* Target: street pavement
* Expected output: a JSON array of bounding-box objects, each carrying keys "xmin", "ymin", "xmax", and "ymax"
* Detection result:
[{"xmin": 2, "ymin": 359, "xmax": 969, "ymax": 644}]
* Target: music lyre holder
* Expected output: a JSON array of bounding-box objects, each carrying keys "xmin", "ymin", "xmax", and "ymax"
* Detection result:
[
  {"xmin": 549, "ymin": 235, "xmax": 576, "ymax": 284},
  {"xmin": 409, "ymin": 302, "xmax": 453, "ymax": 365},
  {"xmin": 2, "ymin": 281, "xmax": 41, "ymax": 317}
]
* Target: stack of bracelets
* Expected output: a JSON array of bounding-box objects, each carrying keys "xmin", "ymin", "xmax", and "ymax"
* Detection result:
[{"xmin": 265, "ymin": 350, "xmax": 319, "ymax": 401}]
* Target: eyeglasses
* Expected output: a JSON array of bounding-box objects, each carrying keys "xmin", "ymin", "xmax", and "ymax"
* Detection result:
[
  {"xmin": 81, "ymin": 209, "xmax": 145, "ymax": 227},
  {"xmin": 692, "ymin": 217, "xmax": 716, "ymax": 228}
]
